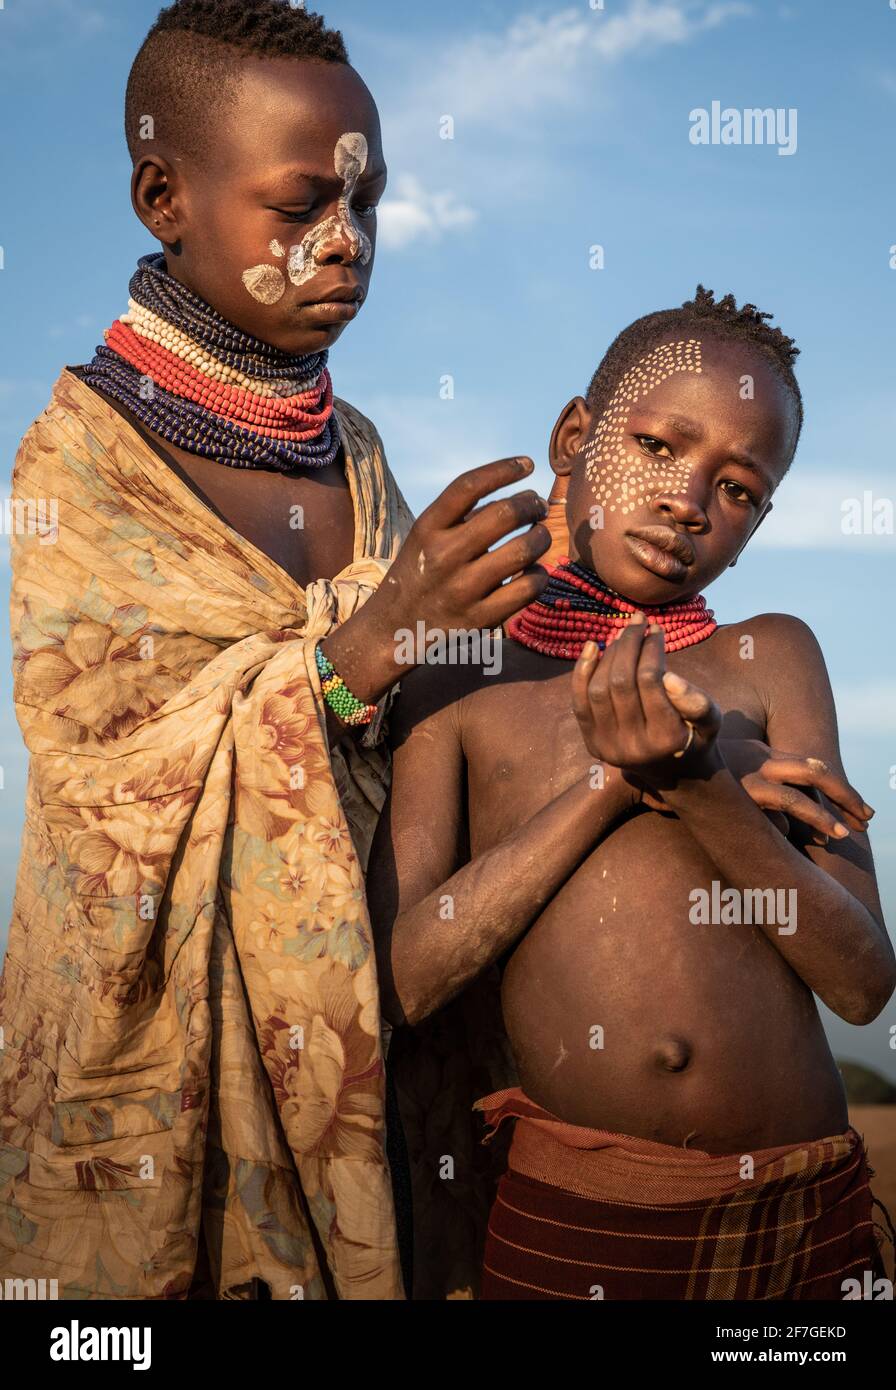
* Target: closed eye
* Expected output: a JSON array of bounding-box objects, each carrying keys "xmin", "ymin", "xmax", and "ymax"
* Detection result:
[{"xmin": 271, "ymin": 207, "xmax": 317, "ymax": 223}]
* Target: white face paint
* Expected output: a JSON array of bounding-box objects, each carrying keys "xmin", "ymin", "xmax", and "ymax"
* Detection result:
[
  {"xmin": 241, "ymin": 263, "xmax": 287, "ymax": 305},
  {"xmin": 287, "ymin": 132, "xmax": 372, "ymax": 288},
  {"xmin": 584, "ymin": 341, "xmax": 703, "ymax": 514},
  {"xmin": 242, "ymin": 133, "xmax": 373, "ymax": 305}
]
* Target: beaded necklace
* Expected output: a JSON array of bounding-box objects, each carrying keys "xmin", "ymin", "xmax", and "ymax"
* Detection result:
[
  {"xmin": 508, "ymin": 558, "xmax": 717, "ymax": 661},
  {"xmin": 76, "ymin": 253, "xmax": 341, "ymax": 471}
]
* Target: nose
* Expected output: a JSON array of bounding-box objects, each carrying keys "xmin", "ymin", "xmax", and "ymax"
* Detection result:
[
  {"xmin": 313, "ymin": 212, "xmax": 365, "ymax": 268},
  {"xmin": 649, "ymin": 484, "xmax": 708, "ymax": 531}
]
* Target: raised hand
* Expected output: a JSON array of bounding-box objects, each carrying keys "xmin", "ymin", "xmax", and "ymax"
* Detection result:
[
  {"xmin": 571, "ymin": 613, "xmax": 721, "ymax": 786},
  {"xmin": 379, "ymin": 456, "xmax": 551, "ymax": 636},
  {"xmin": 321, "ymin": 457, "xmax": 552, "ymax": 710}
]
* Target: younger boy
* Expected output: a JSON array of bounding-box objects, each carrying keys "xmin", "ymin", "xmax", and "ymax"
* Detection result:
[
  {"xmin": 0, "ymin": 0, "xmax": 551, "ymax": 1300},
  {"xmin": 369, "ymin": 288, "xmax": 895, "ymax": 1299}
]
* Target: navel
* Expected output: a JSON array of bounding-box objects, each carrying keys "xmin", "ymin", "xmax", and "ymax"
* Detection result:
[{"xmin": 653, "ymin": 1036, "xmax": 692, "ymax": 1073}]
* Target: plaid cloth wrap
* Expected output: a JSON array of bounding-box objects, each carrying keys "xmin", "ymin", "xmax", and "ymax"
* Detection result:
[{"xmin": 475, "ymin": 1088, "xmax": 889, "ymax": 1301}]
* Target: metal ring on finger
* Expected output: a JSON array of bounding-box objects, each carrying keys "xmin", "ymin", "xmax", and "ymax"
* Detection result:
[{"xmin": 673, "ymin": 721, "xmax": 696, "ymax": 759}]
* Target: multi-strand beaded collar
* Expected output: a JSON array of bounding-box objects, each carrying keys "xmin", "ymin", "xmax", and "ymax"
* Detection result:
[
  {"xmin": 76, "ymin": 253, "xmax": 340, "ymax": 471},
  {"xmin": 508, "ymin": 557, "xmax": 717, "ymax": 661}
]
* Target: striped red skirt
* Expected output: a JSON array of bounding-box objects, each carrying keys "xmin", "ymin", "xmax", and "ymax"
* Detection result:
[{"xmin": 476, "ymin": 1089, "xmax": 888, "ymax": 1301}]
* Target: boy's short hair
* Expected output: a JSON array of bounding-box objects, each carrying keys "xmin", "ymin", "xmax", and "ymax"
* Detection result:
[
  {"xmin": 125, "ymin": 0, "xmax": 349, "ymax": 166},
  {"xmin": 586, "ymin": 286, "xmax": 803, "ymax": 456}
]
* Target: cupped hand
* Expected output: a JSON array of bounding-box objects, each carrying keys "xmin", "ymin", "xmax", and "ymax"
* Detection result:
[{"xmin": 571, "ymin": 613, "xmax": 721, "ymax": 787}]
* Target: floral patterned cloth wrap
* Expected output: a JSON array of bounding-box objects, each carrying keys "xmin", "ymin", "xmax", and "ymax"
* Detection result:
[{"xmin": 0, "ymin": 369, "xmax": 413, "ymax": 1299}]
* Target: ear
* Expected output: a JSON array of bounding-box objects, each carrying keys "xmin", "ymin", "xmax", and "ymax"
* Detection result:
[
  {"xmin": 729, "ymin": 501, "xmax": 773, "ymax": 568},
  {"xmin": 543, "ymin": 397, "xmax": 592, "ymax": 554},
  {"xmin": 131, "ymin": 153, "xmax": 184, "ymax": 250},
  {"xmin": 549, "ymin": 396, "xmax": 593, "ymax": 479}
]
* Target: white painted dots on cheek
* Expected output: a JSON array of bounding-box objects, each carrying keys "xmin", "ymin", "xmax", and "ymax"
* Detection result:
[
  {"xmin": 242, "ymin": 240, "xmax": 289, "ymax": 305},
  {"xmin": 584, "ymin": 341, "xmax": 703, "ymax": 513}
]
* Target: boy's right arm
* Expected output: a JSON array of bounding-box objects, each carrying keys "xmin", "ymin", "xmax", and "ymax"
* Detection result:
[
  {"xmin": 366, "ymin": 667, "xmax": 639, "ymax": 1027},
  {"xmin": 322, "ymin": 457, "xmax": 551, "ymax": 708}
]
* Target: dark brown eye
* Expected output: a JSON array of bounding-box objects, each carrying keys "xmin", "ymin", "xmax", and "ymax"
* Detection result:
[
  {"xmin": 720, "ymin": 480, "xmax": 756, "ymax": 505},
  {"xmin": 635, "ymin": 434, "xmax": 673, "ymax": 460}
]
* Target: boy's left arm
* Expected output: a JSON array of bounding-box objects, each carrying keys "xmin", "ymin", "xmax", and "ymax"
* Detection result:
[{"xmin": 574, "ymin": 613, "xmax": 896, "ymax": 1025}]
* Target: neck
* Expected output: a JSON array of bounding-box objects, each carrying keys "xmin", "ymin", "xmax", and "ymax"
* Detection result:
[
  {"xmin": 76, "ymin": 252, "xmax": 341, "ymax": 474},
  {"xmin": 508, "ymin": 557, "xmax": 717, "ymax": 661}
]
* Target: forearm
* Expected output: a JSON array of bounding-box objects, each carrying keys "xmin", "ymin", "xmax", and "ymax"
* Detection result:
[
  {"xmin": 309, "ymin": 621, "xmax": 391, "ymax": 751},
  {"xmin": 379, "ymin": 767, "xmax": 634, "ymax": 1027},
  {"xmin": 321, "ymin": 587, "xmax": 405, "ymax": 708},
  {"xmin": 662, "ymin": 753, "xmax": 895, "ymax": 1023}
]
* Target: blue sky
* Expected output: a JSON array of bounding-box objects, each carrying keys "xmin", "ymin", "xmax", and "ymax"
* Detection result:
[{"xmin": 0, "ymin": 0, "xmax": 894, "ymax": 1078}]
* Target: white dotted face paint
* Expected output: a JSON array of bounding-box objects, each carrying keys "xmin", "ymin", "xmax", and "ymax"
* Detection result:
[
  {"xmin": 241, "ymin": 133, "xmax": 373, "ymax": 305},
  {"xmin": 584, "ymin": 340, "xmax": 703, "ymax": 514}
]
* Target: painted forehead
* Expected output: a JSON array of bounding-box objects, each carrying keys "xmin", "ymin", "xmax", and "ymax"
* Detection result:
[{"xmin": 584, "ymin": 339, "xmax": 702, "ymax": 514}]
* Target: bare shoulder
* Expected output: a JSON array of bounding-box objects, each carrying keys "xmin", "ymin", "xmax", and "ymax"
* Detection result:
[
  {"xmin": 683, "ymin": 613, "xmax": 827, "ymax": 693},
  {"xmin": 740, "ymin": 611, "xmax": 822, "ymax": 641},
  {"xmin": 730, "ymin": 613, "xmax": 842, "ymax": 756},
  {"xmin": 389, "ymin": 639, "xmax": 497, "ymax": 747},
  {"xmin": 734, "ymin": 612, "xmax": 827, "ymax": 672}
]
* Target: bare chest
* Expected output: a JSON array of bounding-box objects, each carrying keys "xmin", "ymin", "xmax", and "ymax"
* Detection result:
[
  {"xmin": 88, "ymin": 384, "xmax": 358, "ymax": 588},
  {"xmin": 463, "ymin": 631, "xmax": 767, "ymax": 852},
  {"xmin": 164, "ymin": 444, "xmax": 357, "ymax": 588}
]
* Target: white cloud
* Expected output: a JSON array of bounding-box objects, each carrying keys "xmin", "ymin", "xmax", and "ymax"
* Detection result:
[
  {"xmin": 373, "ymin": 1, "xmax": 752, "ymax": 251},
  {"xmin": 47, "ymin": 313, "xmax": 95, "ymax": 341},
  {"xmin": 378, "ymin": 175, "xmax": 478, "ymax": 249},
  {"xmin": 0, "ymin": 377, "xmax": 55, "ymax": 435},
  {"xmin": 382, "ymin": 1, "xmax": 752, "ymax": 145},
  {"xmin": 751, "ymin": 472, "xmax": 896, "ymax": 551}
]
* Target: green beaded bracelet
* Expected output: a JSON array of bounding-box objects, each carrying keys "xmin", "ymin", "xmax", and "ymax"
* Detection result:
[{"xmin": 315, "ymin": 643, "xmax": 378, "ymax": 727}]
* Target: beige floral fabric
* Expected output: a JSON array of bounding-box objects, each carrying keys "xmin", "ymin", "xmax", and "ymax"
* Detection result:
[{"xmin": 0, "ymin": 369, "xmax": 413, "ymax": 1299}]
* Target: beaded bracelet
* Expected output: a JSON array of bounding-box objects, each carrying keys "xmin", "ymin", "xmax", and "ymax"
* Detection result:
[{"xmin": 315, "ymin": 643, "xmax": 378, "ymax": 727}]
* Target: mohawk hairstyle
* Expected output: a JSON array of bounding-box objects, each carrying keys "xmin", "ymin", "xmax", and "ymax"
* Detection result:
[
  {"xmin": 586, "ymin": 286, "xmax": 803, "ymax": 453},
  {"xmin": 125, "ymin": 0, "xmax": 349, "ymax": 165}
]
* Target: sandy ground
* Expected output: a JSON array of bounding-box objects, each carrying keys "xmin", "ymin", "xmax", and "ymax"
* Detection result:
[{"xmin": 850, "ymin": 1105, "xmax": 896, "ymax": 1280}]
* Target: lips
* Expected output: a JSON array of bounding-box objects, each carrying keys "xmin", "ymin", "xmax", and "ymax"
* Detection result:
[
  {"xmin": 300, "ymin": 301, "xmax": 360, "ymax": 324},
  {"xmin": 300, "ymin": 283, "xmax": 365, "ymax": 308},
  {"xmin": 624, "ymin": 526, "xmax": 695, "ymax": 581}
]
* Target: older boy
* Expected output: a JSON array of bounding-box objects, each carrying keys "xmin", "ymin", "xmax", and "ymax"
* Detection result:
[
  {"xmin": 370, "ymin": 288, "xmax": 895, "ymax": 1299},
  {"xmin": 0, "ymin": 1, "xmax": 553, "ymax": 1300}
]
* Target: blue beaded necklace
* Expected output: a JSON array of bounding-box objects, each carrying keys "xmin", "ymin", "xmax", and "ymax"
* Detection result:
[{"xmin": 75, "ymin": 254, "xmax": 342, "ymax": 473}]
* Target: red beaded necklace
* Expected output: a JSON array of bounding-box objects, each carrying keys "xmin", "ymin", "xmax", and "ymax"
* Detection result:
[{"xmin": 508, "ymin": 557, "xmax": 717, "ymax": 661}]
